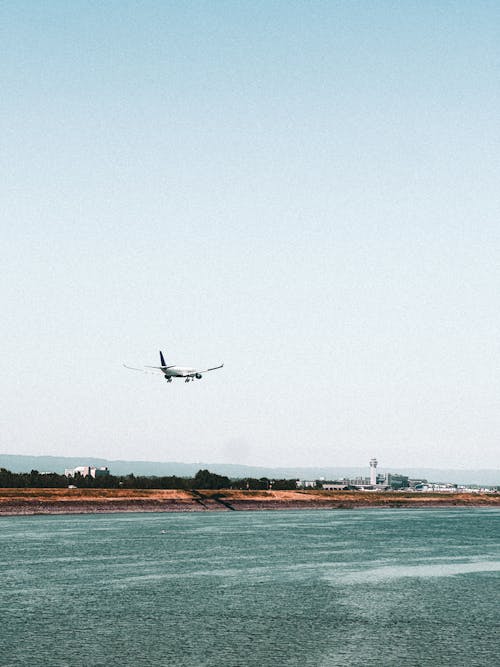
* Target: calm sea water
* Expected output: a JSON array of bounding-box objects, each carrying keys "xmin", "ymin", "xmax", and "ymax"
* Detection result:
[{"xmin": 0, "ymin": 508, "xmax": 498, "ymax": 666}]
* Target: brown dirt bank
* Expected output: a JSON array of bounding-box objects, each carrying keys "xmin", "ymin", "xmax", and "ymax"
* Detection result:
[{"xmin": 0, "ymin": 488, "xmax": 498, "ymax": 515}]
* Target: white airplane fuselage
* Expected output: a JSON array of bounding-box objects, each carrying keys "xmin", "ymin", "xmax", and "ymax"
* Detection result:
[
  {"xmin": 124, "ymin": 350, "xmax": 223, "ymax": 382},
  {"xmin": 164, "ymin": 366, "xmax": 198, "ymax": 378}
]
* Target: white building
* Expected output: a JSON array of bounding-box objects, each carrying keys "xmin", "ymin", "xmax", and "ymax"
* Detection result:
[
  {"xmin": 65, "ymin": 466, "xmax": 110, "ymax": 478},
  {"xmin": 296, "ymin": 480, "xmax": 317, "ymax": 488}
]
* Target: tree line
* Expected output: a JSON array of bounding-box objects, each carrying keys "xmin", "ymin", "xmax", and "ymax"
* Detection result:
[{"xmin": 0, "ymin": 468, "xmax": 298, "ymax": 490}]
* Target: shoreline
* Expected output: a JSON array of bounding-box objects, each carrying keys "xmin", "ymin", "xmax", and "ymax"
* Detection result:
[{"xmin": 0, "ymin": 488, "xmax": 498, "ymax": 515}]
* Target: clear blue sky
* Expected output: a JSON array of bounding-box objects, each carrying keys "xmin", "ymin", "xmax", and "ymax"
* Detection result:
[{"xmin": 2, "ymin": 1, "xmax": 499, "ymax": 469}]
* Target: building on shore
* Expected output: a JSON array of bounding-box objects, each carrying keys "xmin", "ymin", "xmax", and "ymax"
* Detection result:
[
  {"xmin": 64, "ymin": 466, "xmax": 110, "ymax": 479},
  {"xmin": 311, "ymin": 459, "xmax": 411, "ymax": 491},
  {"xmin": 296, "ymin": 480, "xmax": 318, "ymax": 489}
]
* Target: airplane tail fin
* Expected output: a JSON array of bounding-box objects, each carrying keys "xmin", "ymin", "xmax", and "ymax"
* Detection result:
[{"xmin": 159, "ymin": 350, "xmax": 166, "ymax": 367}]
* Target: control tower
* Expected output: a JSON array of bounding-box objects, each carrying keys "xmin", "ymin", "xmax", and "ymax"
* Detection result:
[{"xmin": 369, "ymin": 458, "xmax": 378, "ymax": 485}]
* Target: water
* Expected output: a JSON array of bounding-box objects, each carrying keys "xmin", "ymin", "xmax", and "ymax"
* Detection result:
[{"xmin": 0, "ymin": 508, "xmax": 498, "ymax": 666}]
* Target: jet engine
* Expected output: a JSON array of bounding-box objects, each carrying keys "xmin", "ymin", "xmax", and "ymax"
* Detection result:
[{"xmin": 195, "ymin": 373, "xmax": 202, "ymax": 379}]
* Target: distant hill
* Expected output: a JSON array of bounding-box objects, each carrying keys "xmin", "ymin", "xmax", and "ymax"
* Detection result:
[{"xmin": 0, "ymin": 454, "xmax": 498, "ymax": 486}]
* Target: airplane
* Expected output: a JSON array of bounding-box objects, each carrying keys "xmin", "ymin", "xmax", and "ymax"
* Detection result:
[{"xmin": 124, "ymin": 351, "xmax": 223, "ymax": 383}]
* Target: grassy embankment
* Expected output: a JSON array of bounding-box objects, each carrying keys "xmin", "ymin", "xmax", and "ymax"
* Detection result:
[{"xmin": 0, "ymin": 488, "xmax": 498, "ymax": 515}]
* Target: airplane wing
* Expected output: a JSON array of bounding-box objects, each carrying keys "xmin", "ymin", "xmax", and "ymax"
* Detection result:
[
  {"xmin": 123, "ymin": 364, "xmax": 164, "ymax": 375},
  {"xmin": 196, "ymin": 363, "xmax": 224, "ymax": 373}
]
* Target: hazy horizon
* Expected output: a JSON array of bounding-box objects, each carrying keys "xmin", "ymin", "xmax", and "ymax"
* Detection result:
[
  {"xmin": 4, "ymin": 449, "xmax": 500, "ymax": 470},
  {"xmin": 2, "ymin": 2, "xmax": 499, "ymax": 469},
  {"xmin": 1, "ymin": 453, "xmax": 499, "ymax": 487}
]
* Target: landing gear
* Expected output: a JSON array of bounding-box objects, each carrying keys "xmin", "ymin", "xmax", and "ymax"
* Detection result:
[{"xmin": 185, "ymin": 377, "xmax": 191, "ymax": 383}]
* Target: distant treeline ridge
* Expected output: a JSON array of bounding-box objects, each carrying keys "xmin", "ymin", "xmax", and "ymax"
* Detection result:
[{"xmin": 0, "ymin": 468, "xmax": 299, "ymax": 490}]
